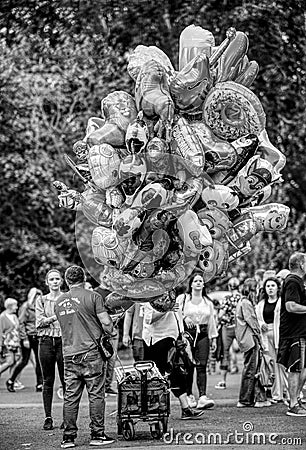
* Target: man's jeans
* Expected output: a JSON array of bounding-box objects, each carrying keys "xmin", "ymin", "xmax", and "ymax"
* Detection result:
[{"xmin": 63, "ymin": 348, "xmax": 106, "ymax": 439}]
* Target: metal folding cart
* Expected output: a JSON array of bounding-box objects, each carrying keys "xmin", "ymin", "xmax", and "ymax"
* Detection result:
[{"xmin": 115, "ymin": 360, "xmax": 170, "ymax": 440}]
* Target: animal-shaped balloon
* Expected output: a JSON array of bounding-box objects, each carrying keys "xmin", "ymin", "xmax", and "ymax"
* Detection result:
[
  {"xmin": 172, "ymin": 177, "xmax": 203, "ymax": 207},
  {"xmin": 87, "ymin": 144, "xmax": 120, "ymax": 189},
  {"xmin": 128, "ymin": 45, "xmax": 175, "ymax": 82},
  {"xmin": 170, "ymin": 52, "xmax": 212, "ymax": 114},
  {"xmin": 73, "ymin": 140, "xmax": 88, "ymax": 162},
  {"xmin": 203, "ymin": 81, "xmax": 266, "ymax": 141},
  {"xmin": 118, "ymin": 154, "xmax": 147, "ymax": 205},
  {"xmin": 197, "ymin": 207, "xmax": 231, "ymax": 240},
  {"xmin": 198, "ymin": 239, "xmax": 228, "ymax": 282},
  {"xmin": 179, "ymin": 25, "xmax": 215, "ymax": 70},
  {"xmin": 177, "ymin": 210, "xmax": 212, "ymax": 254},
  {"xmin": 240, "ymin": 203, "xmax": 290, "ymax": 232},
  {"xmin": 170, "ymin": 117, "xmax": 205, "ymax": 177},
  {"xmin": 135, "ymin": 60, "xmax": 175, "ymax": 142},
  {"xmin": 87, "ymin": 91, "xmax": 137, "ymax": 148},
  {"xmin": 201, "ymin": 185, "xmax": 239, "ymax": 211},
  {"xmin": 92, "ymin": 226, "xmax": 129, "ymax": 267},
  {"xmin": 125, "ymin": 112, "xmax": 149, "ymax": 154}
]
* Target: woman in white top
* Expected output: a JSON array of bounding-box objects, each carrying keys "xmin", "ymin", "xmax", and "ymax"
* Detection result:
[
  {"xmin": 142, "ymin": 302, "xmax": 205, "ymax": 420},
  {"xmin": 36, "ymin": 269, "xmax": 65, "ymax": 431},
  {"xmin": 0, "ymin": 298, "xmax": 20, "ymax": 377},
  {"xmin": 256, "ymin": 276, "xmax": 288, "ymax": 402},
  {"xmin": 177, "ymin": 271, "xmax": 218, "ymax": 410}
]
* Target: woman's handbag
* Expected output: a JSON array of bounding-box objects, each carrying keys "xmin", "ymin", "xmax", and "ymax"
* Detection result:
[{"xmin": 257, "ymin": 351, "xmax": 274, "ymax": 388}]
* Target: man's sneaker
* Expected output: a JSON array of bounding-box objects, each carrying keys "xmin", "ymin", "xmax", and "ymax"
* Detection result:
[
  {"xmin": 90, "ymin": 433, "xmax": 115, "ymax": 445},
  {"xmin": 298, "ymin": 398, "xmax": 306, "ymax": 410},
  {"xmin": 215, "ymin": 381, "xmax": 226, "ymax": 390},
  {"xmin": 196, "ymin": 395, "xmax": 214, "ymax": 409},
  {"xmin": 187, "ymin": 394, "xmax": 197, "ymax": 408},
  {"xmin": 105, "ymin": 388, "xmax": 117, "ymax": 396},
  {"xmin": 286, "ymin": 404, "xmax": 306, "ymax": 417},
  {"xmin": 237, "ymin": 402, "xmax": 253, "ymax": 408},
  {"xmin": 181, "ymin": 407, "xmax": 205, "ymax": 420},
  {"xmin": 61, "ymin": 437, "xmax": 75, "ymax": 448},
  {"xmin": 43, "ymin": 417, "xmax": 54, "ymax": 430}
]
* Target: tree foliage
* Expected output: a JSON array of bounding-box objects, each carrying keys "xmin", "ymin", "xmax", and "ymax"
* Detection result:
[{"xmin": 0, "ymin": 0, "xmax": 305, "ymax": 301}]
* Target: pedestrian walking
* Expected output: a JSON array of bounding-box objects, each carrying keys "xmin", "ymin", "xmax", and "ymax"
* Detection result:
[
  {"xmin": 235, "ymin": 278, "xmax": 270, "ymax": 408},
  {"xmin": 277, "ymin": 252, "xmax": 306, "ymax": 416},
  {"xmin": 6, "ymin": 288, "xmax": 43, "ymax": 392},
  {"xmin": 55, "ymin": 265, "xmax": 115, "ymax": 448},
  {"xmin": 0, "ymin": 298, "xmax": 20, "ymax": 379},
  {"xmin": 36, "ymin": 269, "xmax": 65, "ymax": 430}
]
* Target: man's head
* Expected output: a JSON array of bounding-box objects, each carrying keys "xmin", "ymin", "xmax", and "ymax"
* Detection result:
[
  {"xmin": 289, "ymin": 252, "xmax": 306, "ymax": 275},
  {"xmin": 228, "ymin": 277, "xmax": 240, "ymax": 291},
  {"xmin": 65, "ymin": 265, "xmax": 86, "ymax": 287}
]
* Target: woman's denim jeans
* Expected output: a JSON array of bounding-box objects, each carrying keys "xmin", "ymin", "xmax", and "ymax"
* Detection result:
[
  {"xmin": 239, "ymin": 339, "xmax": 266, "ymax": 405},
  {"xmin": 63, "ymin": 349, "xmax": 106, "ymax": 439},
  {"xmin": 39, "ymin": 336, "xmax": 65, "ymax": 417}
]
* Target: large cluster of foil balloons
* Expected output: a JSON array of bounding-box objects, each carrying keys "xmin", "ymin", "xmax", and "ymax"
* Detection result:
[{"xmin": 54, "ymin": 25, "xmax": 289, "ymax": 309}]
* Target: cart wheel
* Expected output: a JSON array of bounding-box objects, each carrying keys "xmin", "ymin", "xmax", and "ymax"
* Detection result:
[
  {"xmin": 161, "ymin": 416, "xmax": 168, "ymax": 433},
  {"xmin": 150, "ymin": 421, "xmax": 163, "ymax": 439},
  {"xmin": 122, "ymin": 420, "xmax": 135, "ymax": 441}
]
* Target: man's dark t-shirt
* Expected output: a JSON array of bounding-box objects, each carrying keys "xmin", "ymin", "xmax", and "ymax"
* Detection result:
[
  {"xmin": 55, "ymin": 287, "xmax": 106, "ymax": 357},
  {"xmin": 279, "ymin": 274, "xmax": 306, "ymax": 339}
]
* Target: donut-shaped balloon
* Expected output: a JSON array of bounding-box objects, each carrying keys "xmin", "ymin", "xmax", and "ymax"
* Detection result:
[{"xmin": 203, "ymin": 81, "xmax": 266, "ymax": 141}]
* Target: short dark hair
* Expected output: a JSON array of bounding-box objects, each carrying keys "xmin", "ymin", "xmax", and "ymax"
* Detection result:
[{"xmin": 65, "ymin": 265, "xmax": 85, "ymax": 285}]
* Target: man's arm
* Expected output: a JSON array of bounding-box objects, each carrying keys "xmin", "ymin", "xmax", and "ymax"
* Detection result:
[
  {"xmin": 97, "ymin": 311, "xmax": 115, "ymax": 336},
  {"xmin": 123, "ymin": 306, "xmax": 134, "ymax": 346},
  {"xmin": 286, "ymin": 302, "xmax": 306, "ymax": 314},
  {"xmin": 242, "ymin": 300, "xmax": 261, "ymax": 336}
]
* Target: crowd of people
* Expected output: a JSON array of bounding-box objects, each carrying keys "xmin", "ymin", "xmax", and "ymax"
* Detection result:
[{"xmin": 1, "ymin": 252, "xmax": 306, "ymax": 448}]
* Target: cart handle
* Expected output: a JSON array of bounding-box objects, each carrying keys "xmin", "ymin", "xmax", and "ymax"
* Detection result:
[{"xmin": 134, "ymin": 360, "xmax": 155, "ymax": 373}]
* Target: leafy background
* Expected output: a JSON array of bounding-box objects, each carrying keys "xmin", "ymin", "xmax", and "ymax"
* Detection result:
[{"xmin": 0, "ymin": 0, "xmax": 305, "ymax": 303}]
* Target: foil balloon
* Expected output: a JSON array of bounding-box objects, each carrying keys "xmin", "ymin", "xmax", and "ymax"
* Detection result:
[
  {"xmin": 209, "ymin": 27, "xmax": 237, "ymax": 68},
  {"xmin": 240, "ymin": 203, "xmax": 290, "ymax": 232},
  {"xmin": 216, "ymin": 31, "xmax": 249, "ymax": 83},
  {"xmin": 87, "ymin": 144, "xmax": 120, "ymax": 189},
  {"xmin": 92, "ymin": 226, "xmax": 129, "ymax": 267},
  {"xmin": 197, "ymin": 207, "xmax": 231, "ymax": 240},
  {"xmin": 190, "ymin": 121, "xmax": 237, "ymax": 173},
  {"xmin": 118, "ymin": 154, "xmax": 147, "ymax": 205},
  {"xmin": 53, "ymin": 181, "xmax": 113, "ymax": 228},
  {"xmin": 226, "ymin": 219, "xmax": 256, "ymax": 262},
  {"xmin": 170, "ymin": 116, "xmax": 205, "ymax": 177},
  {"xmin": 73, "ymin": 140, "xmax": 88, "ymax": 163},
  {"xmin": 113, "ymin": 207, "xmax": 145, "ymax": 238},
  {"xmin": 127, "ymin": 45, "xmax": 175, "ymax": 82},
  {"xmin": 201, "ymin": 185, "xmax": 239, "ymax": 211},
  {"xmin": 135, "ymin": 60, "xmax": 175, "ymax": 142},
  {"xmin": 105, "ymin": 186, "xmax": 124, "ymax": 209},
  {"xmin": 234, "ymin": 56, "xmax": 259, "ymax": 88},
  {"xmin": 172, "ymin": 177, "xmax": 203, "ymax": 207},
  {"xmin": 203, "ymin": 81, "xmax": 266, "ymax": 141},
  {"xmin": 104, "ymin": 292, "xmax": 134, "ymax": 316},
  {"xmin": 230, "ymin": 155, "xmax": 278, "ymax": 206},
  {"xmin": 170, "ymin": 52, "xmax": 212, "ymax": 113},
  {"xmin": 198, "ymin": 239, "xmax": 228, "ymax": 282},
  {"xmin": 179, "ymin": 25, "xmax": 215, "ymax": 70},
  {"xmin": 258, "ymin": 129, "xmax": 286, "ymax": 173},
  {"xmin": 125, "ymin": 112, "xmax": 149, "ymax": 154},
  {"xmin": 149, "ymin": 290, "xmax": 177, "ymax": 312},
  {"xmin": 87, "ymin": 91, "xmax": 137, "ymax": 148},
  {"xmin": 145, "ymin": 137, "xmax": 170, "ymax": 178},
  {"xmin": 177, "ymin": 210, "xmax": 212, "ymax": 254},
  {"xmin": 132, "ymin": 182, "xmax": 169, "ymax": 210},
  {"xmin": 84, "ymin": 117, "xmax": 105, "ymax": 142}
]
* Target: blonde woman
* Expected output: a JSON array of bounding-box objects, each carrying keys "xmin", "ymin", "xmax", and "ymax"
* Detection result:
[
  {"xmin": 36, "ymin": 269, "xmax": 65, "ymax": 430},
  {"xmin": 0, "ymin": 298, "xmax": 20, "ymax": 380}
]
